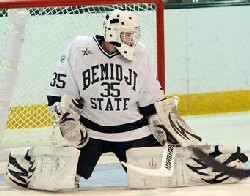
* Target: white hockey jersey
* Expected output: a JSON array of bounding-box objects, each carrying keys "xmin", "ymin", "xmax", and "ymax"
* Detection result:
[{"xmin": 48, "ymin": 35, "xmax": 165, "ymax": 142}]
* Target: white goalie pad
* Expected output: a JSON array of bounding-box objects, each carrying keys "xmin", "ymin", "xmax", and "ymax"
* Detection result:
[
  {"xmin": 122, "ymin": 143, "xmax": 176, "ymax": 177},
  {"xmin": 153, "ymin": 97, "xmax": 202, "ymax": 147},
  {"xmin": 126, "ymin": 145, "xmax": 246, "ymax": 189},
  {"xmin": 5, "ymin": 147, "xmax": 31, "ymax": 188},
  {"xmin": 5, "ymin": 146, "xmax": 80, "ymax": 191}
]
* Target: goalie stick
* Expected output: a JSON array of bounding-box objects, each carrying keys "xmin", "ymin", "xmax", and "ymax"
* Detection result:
[
  {"xmin": 121, "ymin": 143, "xmax": 176, "ymax": 177},
  {"xmin": 193, "ymin": 147, "xmax": 250, "ymax": 179}
]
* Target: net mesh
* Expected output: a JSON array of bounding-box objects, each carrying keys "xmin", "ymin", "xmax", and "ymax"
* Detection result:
[{"xmin": 0, "ymin": 4, "xmax": 159, "ymax": 130}]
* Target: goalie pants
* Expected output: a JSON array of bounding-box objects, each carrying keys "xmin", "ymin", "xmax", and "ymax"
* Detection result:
[{"xmin": 77, "ymin": 134, "xmax": 160, "ymax": 179}]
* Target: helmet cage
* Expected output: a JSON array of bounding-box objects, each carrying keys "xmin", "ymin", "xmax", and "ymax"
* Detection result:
[
  {"xmin": 118, "ymin": 27, "xmax": 141, "ymax": 47},
  {"xmin": 103, "ymin": 9, "xmax": 141, "ymax": 60}
]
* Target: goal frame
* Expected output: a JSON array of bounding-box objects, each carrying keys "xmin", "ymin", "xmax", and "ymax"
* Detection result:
[{"xmin": 0, "ymin": 0, "xmax": 166, "ymax": 91}]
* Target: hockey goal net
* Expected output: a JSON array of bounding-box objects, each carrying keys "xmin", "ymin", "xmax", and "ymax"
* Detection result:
[{"xmin": 0, "ymin": 0, "xmax": 165, "ymax": 148}]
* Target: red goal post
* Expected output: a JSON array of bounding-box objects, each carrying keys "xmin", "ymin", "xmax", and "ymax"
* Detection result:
[{"xmin": 0, "ymin": 0, "xmax": 165, "ymax": 131}]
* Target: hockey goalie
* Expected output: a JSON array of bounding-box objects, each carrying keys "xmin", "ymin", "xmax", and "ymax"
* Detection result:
[{"xmin": 4, "ymin": 9, "xmax": 248, "ymax": 192}]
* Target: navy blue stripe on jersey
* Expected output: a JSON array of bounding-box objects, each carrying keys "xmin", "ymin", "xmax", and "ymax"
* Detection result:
[
  {"xmin": 138, "ymin": 104, "xmax": 157, "ymax": 118},
  {"xmin": 80, "ymin": 115, "xmax": 148, "ymax": 134},
  {"xmin": 138, "ymin": 98, "xmax": 166, "ymax": 117},
  {"xmin": 94, "ymin": 35, "xmax": 120, "ymax": 59},
  {"xmin": 47, "ymin": 95, "xmax": 61, "ymax": 106}
]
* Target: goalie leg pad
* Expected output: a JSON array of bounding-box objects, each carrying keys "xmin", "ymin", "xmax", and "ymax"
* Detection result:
[
  {"xmin": 5, "ymin": 147, "xmax": 31, "ymax": 188},
  {"xmin": 5, "ymin": 146, "xmax": 80, "ymax": 191},
  {"xmin": 126, "ymin": 145, "xmax": 247, "ymax": 188}
]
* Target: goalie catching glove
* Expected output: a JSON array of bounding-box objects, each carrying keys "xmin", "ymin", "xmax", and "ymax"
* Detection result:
[
  {"xmin": 58, "ymin": 94, "xmax": 89, "ymax": 148},
  {"xmin": 149, "ymin": 96, "xmax": 202, "ymax": 147}
]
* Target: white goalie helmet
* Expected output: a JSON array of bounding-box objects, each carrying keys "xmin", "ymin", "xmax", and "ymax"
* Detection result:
[{"xmin": 103, "ymin": 9, "xmax": 141, "ymax": 61}]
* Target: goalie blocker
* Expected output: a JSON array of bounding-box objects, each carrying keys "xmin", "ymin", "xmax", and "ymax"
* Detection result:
[{"xmin": 49, "ymin": 94, "xmax": 89, "ymax": 148}]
